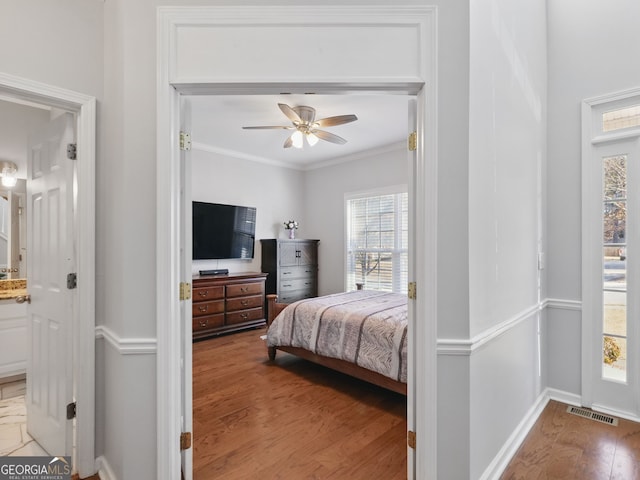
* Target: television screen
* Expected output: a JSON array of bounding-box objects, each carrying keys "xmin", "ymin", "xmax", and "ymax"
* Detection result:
[{"xmin": 192, "ymin": 201, "xmax": 256, "ymax": 260}]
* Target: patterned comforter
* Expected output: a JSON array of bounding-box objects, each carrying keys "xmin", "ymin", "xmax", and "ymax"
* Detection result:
[{"xmin": 267, "ymin": 290, "xmax": 408, "ymax": 383}]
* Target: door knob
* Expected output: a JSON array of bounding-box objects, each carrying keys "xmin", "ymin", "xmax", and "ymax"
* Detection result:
[{"xmin": 16, "ymin": 294, "xmax": 31, "ymax": 304}]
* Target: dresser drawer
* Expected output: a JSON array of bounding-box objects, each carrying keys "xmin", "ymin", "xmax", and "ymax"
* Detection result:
[
  {"xmin": 226, "ymin": 282, "xmax": 264, "ymax": 298},
  {"xmin": 192, "ymin": 299, "xmax": 224, "ymax": 317},
  {"xmin": 278, "ymin": 290, "xmax": 316, "ymax": 304},
  {"xmin": 193, "ymin": 285, "xmax": 224, "ymax": 301},
  {"xmin": 279, "ymin": 265, "xmax": 317, "ymax": 279},
  {"xmin": 192, "ymin": 313, "xmax": 224, "ymax": 333},
  {"xmin": 226, "ymin": 294, "xmax": 263, "ymax": 312},
  {"xmin": 226, "ymin": 307, "xmax": 264, "ymax": 325},
  {"xmin": 279, "ymin": 278, "xmax": 316, "ymax": 292}
]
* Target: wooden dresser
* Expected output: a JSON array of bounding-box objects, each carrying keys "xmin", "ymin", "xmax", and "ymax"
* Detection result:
[
  {"xmin": 260, "ymin": 239, "xmax": 319, "ymax": 303},
  {"xmin": 192, "ymin": 272, "xmax": 267, "ymax": 340}
]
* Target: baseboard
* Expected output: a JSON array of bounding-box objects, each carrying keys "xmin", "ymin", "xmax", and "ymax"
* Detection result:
[
  {"xmin": 479, "ymin": 391, "xmax": 550, "ymax": 480},
  {"xmin": 545, "ymin": 387, "xmax": 582, "ymax": 407},
  {"xmin": 95, "ymin": 455, "xmax": 116, "ymax": 480},
  {"xmin": 479, "ymin": 386, "xmax": 586, "ymax": 480}
]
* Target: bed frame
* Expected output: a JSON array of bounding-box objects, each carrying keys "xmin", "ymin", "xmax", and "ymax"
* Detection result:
[{"xmin": 265, "ymin": 294, "xmax": 407, "ymax": 396}]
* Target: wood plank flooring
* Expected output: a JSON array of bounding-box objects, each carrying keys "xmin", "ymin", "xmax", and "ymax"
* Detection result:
[
  {"xmin": 192, "ymin": 327, "xmax": 407, "ymax": 480},
  {"xmin": 501, "ymin": 400, "xmax": 640, "ymax": 479}
]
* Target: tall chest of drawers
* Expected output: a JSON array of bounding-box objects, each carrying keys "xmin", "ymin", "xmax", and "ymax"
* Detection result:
[
  {"xmin": 192, "ymin": 272, "xmax": 267, "ymax": 340},
  {"xmin": 260, "ymin": 239, "xmax": 319, "ymax": 303}
]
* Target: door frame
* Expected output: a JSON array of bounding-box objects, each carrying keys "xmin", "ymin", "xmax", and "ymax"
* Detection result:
[
  {"xmin": 582, "ymin": 86, "xmax": 640, "ymax": 420},
  {"xmin": 0, "ymin": 72, "xmax": 96, "ymax": 476},
  {"xmin": 156, "ymin": 6, "xmax": 438, "ymax": 480}
]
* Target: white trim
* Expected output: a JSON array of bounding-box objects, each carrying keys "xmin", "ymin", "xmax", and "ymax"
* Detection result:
[
  {"xmin": 479, "ymin": 391, "xmax": 550, "ymax": 480},
  {"xmin": 191, "ymin": 140, "xmax": 406, "ymax": 172},
  {"xmin": 95, "ymin": 326, "xmax": 157, "ymax": 355},
  {"xmin": 95, "ymin": 455, "xmax": 116, "ymax": 480},
  {"xmin": 157, "ymin": 6, "xmax": 438, "ymax": 480},
  {"xmin": 480, "ymin": 387, "xmax": 582, "ymax": 480},
  {"xmin": 546, "ymin": 387, "xmax": 582, "ymax": 407},
  {"xmin": 591, "ymin": 403, "xmax": 640, "ymax": 424},
  {"xmin": 0, "ymin": 71, "xmax": 96, "ymax": 479},
  {"xmin": 438, "ymin": 303, "xmax": 540, "ymax": 356},
  {"xmin": 582, "ymin": 86, "xmax": 640, "ymax": 415},
  {"xmin": 0, "ymin": 362, "xmax": 26, "ymax": 378},
  {"xmin": 544, "ymin": 298, "xmax": 582, "ymax": 311},
  {"xmin": 437, "ymin": 298, "xmax": 584, "ymax": 356}
]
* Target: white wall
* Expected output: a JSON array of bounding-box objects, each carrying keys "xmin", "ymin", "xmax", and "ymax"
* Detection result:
[
  {"xmin": 546, "ymin": 0, "xmax": 640, "ymax": 395},
  {"xmin": 190, "ymin": 147, "xmax": 306, "ymax": 275},
  {"xmin": 466, "ymin": 0, "xmax": 547, "ymax": 477},
  {"xmin": 304, "ymin": 143, "xmax": 408, "ymax": 295}
]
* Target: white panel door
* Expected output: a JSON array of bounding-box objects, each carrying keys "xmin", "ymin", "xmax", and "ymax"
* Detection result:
[
  {"xmin": 26, "ymin": 112, "xmax": 75, "ymax": 456},
  {"xmin": 585, "ymin": 136, "xmax": 640, "ymax": 417}
]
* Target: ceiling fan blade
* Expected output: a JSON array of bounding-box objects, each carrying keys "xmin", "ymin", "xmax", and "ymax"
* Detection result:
[
  {"xmin": 278, "ymin": 103, "xmax": 302, "ymax": 124},
  {"xmin": 283, "ymin": 135, "xmax": 294, "ymax": 148},
  {"xmin": 242, "ymin": 126, "xmax": 293, "ymax": 129},
  {"xmin": 314, "ymin": 114, "xmax": 358, "ymax": 127},
  {"xmin": 313, "ymin": 129, "xmax": 348, "ymax": 145}
]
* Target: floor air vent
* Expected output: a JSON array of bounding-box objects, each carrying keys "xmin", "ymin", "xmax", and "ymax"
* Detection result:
[{"xmin": 566, "ymin": 406, "xmax": 618, "ymax": 426}]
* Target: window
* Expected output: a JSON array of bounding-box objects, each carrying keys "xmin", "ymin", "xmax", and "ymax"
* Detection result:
[
  {"xmin": 602, "ymin": 155, "xmax": 627, "ymax": 381},
  {"xmin": 602, "ymin": 105, "xmax": 640, "ymax": 132},
  {"xmin": 345, "ymin": 188, "xmax": 408, "ymax": 293}
]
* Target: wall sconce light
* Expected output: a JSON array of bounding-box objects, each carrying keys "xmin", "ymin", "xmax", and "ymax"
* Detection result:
[{"xmin": 0, "ymin": 161, "xmax": 18, "ymax": 188}]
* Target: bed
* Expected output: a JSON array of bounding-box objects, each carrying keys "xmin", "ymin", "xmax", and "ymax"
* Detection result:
[{"xmin": 265, "ymin": 289, "xmax": 407, "ymax": 395}]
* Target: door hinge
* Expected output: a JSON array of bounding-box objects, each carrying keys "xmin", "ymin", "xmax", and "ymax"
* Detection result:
[
  {"xmin": 180, "ymin": 432, "xmax": 192, "ymax": 450},
  {"xmin": 179, "ymin": 282, "xmax": 191, "ymax": 301},
  {"xmin": 408, "ymin": 131, "xmax": 417, "ymax": 152},
  {"xmin": 67, "ymin": 143, "xmax": 77, "ymax": 160},
  {"xmin": 66, "ymin": 402, "xmax": 77, "ymax": 420},
  {"xmin": 179, "ymin": 132, "xmax": 192, "ymax": 151},
  {"xmin": 67, "ymin": 272, "xmax": 77, "ymax": 289},
  {"xmin": 407, "ymin": 430, "xmax": 416, "ymax": 449},
  {"xmin": 408, "ymin": 281, "xmax": 417, "ymax": 300}
]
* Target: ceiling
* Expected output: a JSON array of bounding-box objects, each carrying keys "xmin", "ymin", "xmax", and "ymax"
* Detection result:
[
  {"xmin": 0, "ymin": 94, "xmax": 410, "ymax": 176},
  {"xmin": 188, "ymin": 94, "xmax": 410, "ymax": 169}
]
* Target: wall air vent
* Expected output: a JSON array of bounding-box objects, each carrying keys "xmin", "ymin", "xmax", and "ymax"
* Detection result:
[{"xmin": 566, "ymin": 406, "xmax": 618, "ymax": 426}]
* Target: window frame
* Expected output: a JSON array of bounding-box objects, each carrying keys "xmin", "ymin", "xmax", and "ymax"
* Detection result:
[{"xmin": 344, "ymin": 184, "xmax": 408, "ymax": 293}]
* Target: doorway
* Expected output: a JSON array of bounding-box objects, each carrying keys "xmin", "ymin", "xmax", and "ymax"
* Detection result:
[
  {"xmin": 582, "ymin": 87, "xmax": 640, "ymax": 420},
  {"xmin": 0, "ymin": 72, "xmax": 96, "ymax": 478},
  {"xmin": 185, "ymin": 92, "xmax": 412, "ymax": 477},
  {"xmin": 156, "ymin": 6, "xmax": 438, "ymax": 480}
]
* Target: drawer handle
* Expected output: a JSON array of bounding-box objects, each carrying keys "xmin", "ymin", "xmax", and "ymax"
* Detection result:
[
  {"xmin": 283, "ymin": 272, "xmax": 292, "ymax": 275},
  {"xmin": 198, "ymin": 305, "xmax": 208, "ymax": 313},
  {"xmin": 240, "ymin": 286, "xmax": 249, "ymax": 292},
  {"xmin": 241, "ymin": 299, "xmax": 249, "ymax": 306},
  {"xmin": 198, "ymin": 290, "xmax": 208, "ymax": 297},
  {"xmin": 241, "ymin": 313, "xmax": 248, "ymax": 319},
  {"xmin": 283, "ymin": 284, "xmax": 292, "ymax": 287},
  {"xmin": 199, "ymin": 318, "xmax": 208, "ymax": 328}
]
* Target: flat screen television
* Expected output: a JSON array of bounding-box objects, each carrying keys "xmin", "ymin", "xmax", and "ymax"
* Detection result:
[{"xmin": 192, "ymin": 201, "xmax": 256, "ymax": 260}]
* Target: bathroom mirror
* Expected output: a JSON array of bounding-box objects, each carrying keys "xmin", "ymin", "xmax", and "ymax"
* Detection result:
[{"xmin": 0, "ymin": 181, "xmax": 26, "ymax": 280}]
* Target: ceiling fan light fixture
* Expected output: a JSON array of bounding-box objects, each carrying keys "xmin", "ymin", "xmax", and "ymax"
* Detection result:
[
  {"xmin": 306, "ymin": 132, "xmax": 319, "ymax": 146},
  {"xmin": 291, "ymin": 130, "xmax": 304, "ymax": 149},
  {"xmin": 0, "ymin": 161, "xmax": 18, "ymax": 188}
]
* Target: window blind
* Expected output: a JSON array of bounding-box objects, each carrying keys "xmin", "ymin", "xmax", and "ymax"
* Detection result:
[{"xmin": 346, "ymin": 191, "xmax": 408, "ymax": 293}]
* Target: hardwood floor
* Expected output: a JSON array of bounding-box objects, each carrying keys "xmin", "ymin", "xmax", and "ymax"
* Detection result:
[
  {"xmin": 501, "ymin": 400, "xmax": 640, "ymax": 479},
  {"xmin": 192, "ymin": 327, "xmax": 407, "ymax": 480}
]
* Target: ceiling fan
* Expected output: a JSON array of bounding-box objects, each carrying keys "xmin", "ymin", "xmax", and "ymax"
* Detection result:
[{"xmin": 242, "ymin": 103, "xmax": 358, "ymax": 149}]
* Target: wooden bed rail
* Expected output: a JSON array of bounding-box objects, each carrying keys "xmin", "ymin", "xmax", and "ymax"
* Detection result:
[{"xmin": 266, "ymin": 294, "xmax": 287, "ymax": 326}]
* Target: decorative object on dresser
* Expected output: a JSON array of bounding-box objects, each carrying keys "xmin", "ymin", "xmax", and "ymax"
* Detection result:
[
  {"xmin": 283, "ymin": 220, "xmax": 298, "ymax": 239},
  {"xmin": 260, "ymin": 239, "xmax": 319, "ymax": 304},
  {"xmin": 192, "ymin": 272, "xmax": 267, "ymax": 340}
]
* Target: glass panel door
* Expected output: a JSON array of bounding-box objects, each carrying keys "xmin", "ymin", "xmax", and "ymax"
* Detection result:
[{"xmin": 602, "ymin": 155, "xmax": 627, "ymax": 382}]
